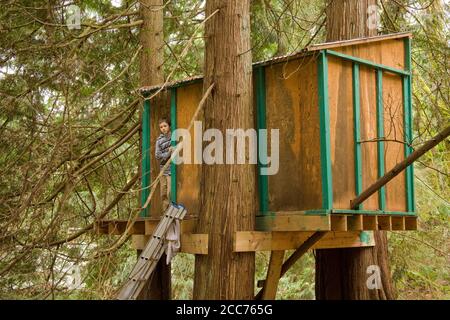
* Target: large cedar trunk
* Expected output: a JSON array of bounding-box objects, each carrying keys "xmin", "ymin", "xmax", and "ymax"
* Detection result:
[
  {"xmin": 137, "ymin": 0, "xmax": 171, "ymax": 300},
  {"xmin": 193, "ymin": 0, "xmax": 256, "ymax": 299},
  {"xmin": 315, "ymin": 0, "xmax": 396, "ymax": 300}
]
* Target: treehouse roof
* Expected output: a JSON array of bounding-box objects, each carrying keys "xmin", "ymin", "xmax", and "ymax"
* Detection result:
[{"xmin": 139, "ymin": 32, "xmax": 412, "ymax": 95}]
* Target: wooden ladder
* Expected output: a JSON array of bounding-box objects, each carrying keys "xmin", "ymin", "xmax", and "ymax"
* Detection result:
[{"xmin": 117, "ymin": 203, "xmax": 187, "ymax": 300}]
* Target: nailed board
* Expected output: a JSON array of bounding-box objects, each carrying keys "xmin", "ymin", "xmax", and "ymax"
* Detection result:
[{"xmin": 132, "ymin": 234, "xmax": 208, "ymax": 254}]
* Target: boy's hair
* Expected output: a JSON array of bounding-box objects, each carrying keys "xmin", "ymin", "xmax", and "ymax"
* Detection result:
[{"xmin": 158, "ymin": 117, "xmax": 171, "ymax": 127}]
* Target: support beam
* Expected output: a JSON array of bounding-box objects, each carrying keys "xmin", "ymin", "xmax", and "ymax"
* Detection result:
[
  {"xmin": 261, "ymin": 251, "xmax": 284, "ymax": 300},
  {"xmin": 255, "ymin": 232, "xmax": 327, "ymax": 300}
]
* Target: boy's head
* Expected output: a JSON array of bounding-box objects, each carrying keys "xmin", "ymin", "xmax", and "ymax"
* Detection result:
[{"xmin": 158, "ymin": 117, "xmax": 171, "ymax": 135}]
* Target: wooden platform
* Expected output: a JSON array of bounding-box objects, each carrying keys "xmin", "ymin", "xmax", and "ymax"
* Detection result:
[
  {"xmin": 94, "ymin": 211, "xmax": 417, "ymax": 254},
  {"xmin": 256, "ymin": 211, "xmax": 418, "ymax": 232},
  {"xmin": 94, "ymin": 212, "xmax": 417, "ymax": 236}
]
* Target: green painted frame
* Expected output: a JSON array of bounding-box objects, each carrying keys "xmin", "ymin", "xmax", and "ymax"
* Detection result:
[
  {"xmin": 353, "ymin": 62, "xmax": 363, "ymax": 210},
  {"xmin": 140, "ymin": 98, "xmax": 151, "ymax": 217},
  {"xmin": 317, "ymin": 50, "xmax": 333, "ymax": 210},
  {"xmin": 403, "ymin": 37, "xmax": 416, "ymax": 212},
  {"xmin": 170, "ymin": 88, "xmax": 177, "ymax": 202},
  {"xmin": 255, "ymin": 67, "xmax": 269, "ymax": 214},
  {"xmin": 327, "ymin": 50, "xmax": 410, "ymax": 76}
]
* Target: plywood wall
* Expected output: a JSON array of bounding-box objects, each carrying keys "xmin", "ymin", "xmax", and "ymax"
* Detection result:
[
  {"xmin": 265, "ymin": 56, "xmax": 323, "ymax": 211},
  {"xmin": 176, "ymin": 82, "xmax": 203, "ymax": 215}
]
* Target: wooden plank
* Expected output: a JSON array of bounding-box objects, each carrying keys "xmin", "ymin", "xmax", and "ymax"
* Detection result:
[
  {"xmin": 145, "ymin": 217, "xmax": 197, "ymax": 235},
  {"xmin": 261, "ymin": 250, "xmax": 285, "ymax": 300},
  {"xmin": 131, "ymin": 234, "xmax": 208, "ymax": 254},
  {"xmin": 391, "ymin": 216, "xmax": 405, "ymax": 230},
  {"xmin": 180, "ymin": 233, "xmax": 208, "ymax": 255},
  {"xmin": 256, "ymin": 214, "xmax": 330, "ymax": 232},
  {"xmin": 234, "ymin": 231, "xmax": 375, "ymax": 252},
  {"xmin": 363, "ymin": 215, "xmax": 378, "ymax": 230},
  {"xmin": 316, "ymin": 231, "xmax": 375, "ymax": 249},
  {"xmin": 405, "ymin": 216, "xmax": 418, "ymax": 230},
  {"xmin": 330, "ymin": 215, "xmax": 348, "ymax": 231},
  {"xmin": 377, "ymin": 215, "xmax": 392, "ymax": 230}
]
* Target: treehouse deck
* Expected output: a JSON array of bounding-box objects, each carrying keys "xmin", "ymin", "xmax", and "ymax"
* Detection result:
[{"xmin": 94, "ymin": 210, "xmax": 417, "ymax": 254}]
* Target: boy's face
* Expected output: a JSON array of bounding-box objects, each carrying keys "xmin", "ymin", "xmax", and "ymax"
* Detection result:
[{"xmin": 159, "ymin": 122, "xmax": 170, "ymax": 135}]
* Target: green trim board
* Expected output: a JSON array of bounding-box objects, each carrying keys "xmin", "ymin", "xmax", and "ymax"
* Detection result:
[
  {"xmin": 376, "ymin": 69, "xmax": 386, "ymax": 211},
  {"xmin": 255, "ymin": 67, "xmax": 269, "ymax": 214},
  {"xmin": 403, "ymin": 37, "xmax": 416, "ymax": 212},
  {"xmin": 140, "ymin": 99, "xmax": 151, "ymax": 217},
  {"xmin": 326, "ymin": 50, "xmax": 410, "ymax": 76},
  {"xmin": 330, "ymin": 209, "xmax": 416, "ymax": 216},
  {"xmin": 317, "ymin": 50, "xmax": 333, "ymax": 210},
  {"xmin": 352, "ymin": 63, "xmax": 363, "ymax": 210},
  {"xmin": 170, "ymin": 88, "xmax": 177, "ymax": 202}
]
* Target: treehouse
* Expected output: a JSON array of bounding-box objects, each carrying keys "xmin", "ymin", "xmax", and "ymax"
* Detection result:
[{"xmin": 95, "ymin": 32, "xmax": 418, "ymax": 299}]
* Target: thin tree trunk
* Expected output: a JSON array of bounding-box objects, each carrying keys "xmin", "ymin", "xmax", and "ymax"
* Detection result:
[
  {"xmin": 193, "ymin": 0, "xmax": 256, "ymax": 299},
  {"xmin": 315, "ymin": 0, "xmax": 397, "ymax": 300},
  {"xmin": 138, "ymin": 0, "xmax": 171, "ymax": 300}
]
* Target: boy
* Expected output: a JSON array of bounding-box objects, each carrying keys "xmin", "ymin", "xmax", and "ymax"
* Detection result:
[{"xmin": 155, "ymin": 117, "xmax": 172, "ymax": 212}]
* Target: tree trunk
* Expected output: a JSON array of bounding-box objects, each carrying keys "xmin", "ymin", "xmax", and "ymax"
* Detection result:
[
  {"xmin": 315, "ymin": 0, "xmax": 397, "ymax": 300},
  {"xmin": 193, "ymin": 0, "xmax": 256, "ymax": 299},
  {"xmin": 138, "ymin": 0, "xmax": 171, "ymax": 300},
  {"xmin": 326, "ymin": 0, "xmax": 377, "ymax": 41}
]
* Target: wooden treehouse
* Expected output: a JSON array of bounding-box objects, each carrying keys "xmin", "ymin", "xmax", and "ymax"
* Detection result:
[{"xmin": 95, "ymin": 32, "xmax": 418, "ymax": 299}]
